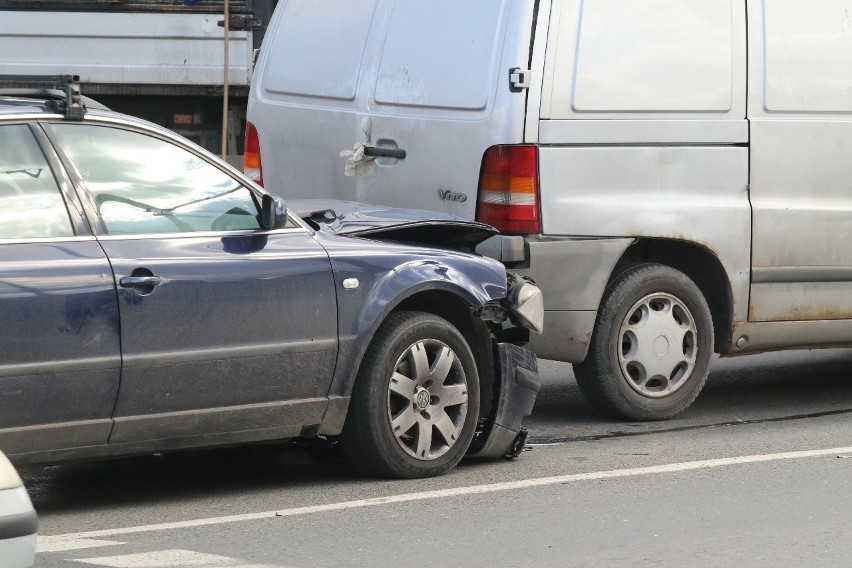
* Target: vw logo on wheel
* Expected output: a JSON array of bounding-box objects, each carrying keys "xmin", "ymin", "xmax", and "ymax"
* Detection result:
[{"xmin": 415, "ymin": 388, "xmax": 431, "ymax": 410}]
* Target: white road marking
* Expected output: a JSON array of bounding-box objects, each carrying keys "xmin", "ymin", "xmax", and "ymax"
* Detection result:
[
  {"xmin": 45, "ymin": 445, "xmax": 852, "ymax": 542},
  {"xmin": 71, "ymin": 549, "xmax": 281, "ymax": 567},
  {"xmin": 37, "ymin": 537, "xmax": 124, "ymax": 553}
]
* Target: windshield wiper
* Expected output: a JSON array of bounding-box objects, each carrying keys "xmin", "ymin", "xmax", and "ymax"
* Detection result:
[{"xmin": 158, "ymin": 186, "xmax": 243, "ymax": 215}]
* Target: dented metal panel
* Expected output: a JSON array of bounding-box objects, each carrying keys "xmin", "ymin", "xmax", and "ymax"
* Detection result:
[
  {"xmin": 287, "ymin": 198, "xmax": 498, "ymax": 251},
  {"xmin": 537, "ymin": 145, "xmax": 752, "ymax": 323}
]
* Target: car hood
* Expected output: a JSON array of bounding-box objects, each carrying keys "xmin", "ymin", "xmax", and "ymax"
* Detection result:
[{"xmin": 287, "ymin": 199, "xmax": 498, "ymax": 251}]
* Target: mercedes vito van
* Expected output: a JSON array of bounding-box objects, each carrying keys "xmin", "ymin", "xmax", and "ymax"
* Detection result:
[{"xmin": 247, "ymin": 0, "xmax": 850, "ymax": 421}]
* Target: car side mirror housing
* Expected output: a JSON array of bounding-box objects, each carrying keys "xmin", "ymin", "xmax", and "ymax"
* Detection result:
[{"xmin": 261, "ymin": 194, "xmax": 287, "ymax": 229}]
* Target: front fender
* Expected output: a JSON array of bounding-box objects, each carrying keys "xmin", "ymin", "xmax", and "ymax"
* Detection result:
[{"xmin": 318, "ymin": 235, "xmax": 507, "ymax": 406}]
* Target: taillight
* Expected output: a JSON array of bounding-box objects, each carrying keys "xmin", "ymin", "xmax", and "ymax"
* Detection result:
[
  {"xmin": 243, "ymin": 121, "xmax": 264, "ymax": 187},
  {"xmin": 476, "ymin": 145, "xmax": 540, "ymax": 234}
]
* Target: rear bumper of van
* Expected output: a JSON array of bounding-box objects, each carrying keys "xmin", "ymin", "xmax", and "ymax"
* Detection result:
[{"xmin": 477, "ymin": 235, "xmax": 634, "ymax": 363}]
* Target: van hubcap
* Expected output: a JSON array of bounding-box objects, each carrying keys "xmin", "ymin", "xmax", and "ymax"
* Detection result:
[{"xmin": 618, "ymin": 293, "xmax": 698, "ymax": 398}]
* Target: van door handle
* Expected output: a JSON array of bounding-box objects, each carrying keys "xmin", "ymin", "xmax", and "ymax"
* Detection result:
[{"xmin": 363, "ymin": 145, "xmax": 406, "ymax": 160}]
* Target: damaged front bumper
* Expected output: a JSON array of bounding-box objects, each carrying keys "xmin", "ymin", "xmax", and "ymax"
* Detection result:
[
  {"xmin": 468, "ymin": 342, "xmax": 541, "ymax": 459},
  {"xmin": 467, "ymin": 273, "xmax": 543, "ymax": 458}
]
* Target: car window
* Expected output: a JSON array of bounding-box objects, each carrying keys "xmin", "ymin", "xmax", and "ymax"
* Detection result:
[
  {"xmin": 0, "ymin": 124, "xmax": 74, "ymax": 239},
  {"xmin": 49, "ymin": 124, "xmax": 261, "ymax": 235}
]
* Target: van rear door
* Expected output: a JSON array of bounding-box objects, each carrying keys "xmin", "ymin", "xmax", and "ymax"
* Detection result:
[{"xmin": 249, "ymin": 0, "xmax": 538, "ymax": 220}]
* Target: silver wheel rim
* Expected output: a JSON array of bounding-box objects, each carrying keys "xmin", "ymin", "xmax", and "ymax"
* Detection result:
[
  {"xmin": 618, "ymin": 292, "xmax": 698, "ymax": 399},
  {"xmin": 387, "ymin": 338, "xmax": 468, "ymax": 461}
]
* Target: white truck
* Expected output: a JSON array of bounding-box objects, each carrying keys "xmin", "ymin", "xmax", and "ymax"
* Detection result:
[{"xmin": 0, "ymin": 0, "xmax": 275, "ymax": 160}]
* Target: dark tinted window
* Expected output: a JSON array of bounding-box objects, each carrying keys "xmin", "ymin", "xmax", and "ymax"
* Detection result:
[
  {"xmin": 0, "ymin": 124, "xmax": 74, "ymax": 239},
  {"xmin": 50, "ymin": 124, "xmax": 261, "ymax": 236}
]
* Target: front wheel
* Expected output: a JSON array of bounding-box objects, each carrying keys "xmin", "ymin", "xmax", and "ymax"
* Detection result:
[
  {"xmin": 341, "ymin": 311, "xmax": 481, "ymax": 478},
  {"xmin": 574, "ymin": 263, "xmax": 714, "ymax": 421}
]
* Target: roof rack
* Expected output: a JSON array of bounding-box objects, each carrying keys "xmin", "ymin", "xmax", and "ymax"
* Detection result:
[{"xmin": 0, "ymin": 74, "xmax": 86, "ymax": 120}]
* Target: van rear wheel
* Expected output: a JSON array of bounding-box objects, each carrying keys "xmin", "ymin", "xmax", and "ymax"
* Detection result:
[{"xmin": 574, "ymin": 263, "xmax": 714, "ymax": 421}]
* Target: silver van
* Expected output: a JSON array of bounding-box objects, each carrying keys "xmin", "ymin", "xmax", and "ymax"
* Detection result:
[{"xmin": 247, "ymin": 0, "xmax": 849, "ymax": 421}]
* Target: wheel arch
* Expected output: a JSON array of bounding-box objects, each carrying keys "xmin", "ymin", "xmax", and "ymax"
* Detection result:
[
  {"xmin": 321, "ymin": 277, "xmax": 502, "ymax": 439},
  {"xmin": 611, "ymin": 238, "xmax": 734, "ymax": 353}
]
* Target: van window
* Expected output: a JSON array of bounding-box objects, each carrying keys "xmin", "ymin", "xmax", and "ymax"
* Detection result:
[
  {"xmin": 763, "ymin": 1, "xmax": 852, "ymax": 113},
  {"xmin": 571, "ymin": 0, "xmax": 733, "ymax": 113},
  {"xmin": 373, "ymin": 0, "xmax": 505, "ymax": 111},
  {"xmin": 260, "ymin": 0, "xmax": 379, "ymax": 100}
]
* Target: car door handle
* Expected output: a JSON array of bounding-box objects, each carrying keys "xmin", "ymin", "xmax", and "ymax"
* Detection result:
[
  {"xmin": 119, "ymin": 276, "xmax": 162, "ymax": 288},
  {"xmin": 363, "ymin": 145, "xmax": 406, "ymax": 160}
]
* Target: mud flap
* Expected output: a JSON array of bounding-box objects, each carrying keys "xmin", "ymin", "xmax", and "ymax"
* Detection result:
[{"xmin": 467, "ymin": 343, "xmax": 540, "ymax": 459}]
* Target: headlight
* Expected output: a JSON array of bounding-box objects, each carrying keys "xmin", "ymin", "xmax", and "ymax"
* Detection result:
[{"xmin": 506, "ymin": 273, "xmax": 544, "ymax": 334}]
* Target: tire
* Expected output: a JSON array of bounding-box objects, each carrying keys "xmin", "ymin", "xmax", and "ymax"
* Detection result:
[
  {"xmin": 574, "ymin": 263, "xmax": 714, "ymax": 421},
  {"xmin": 341, "ymin": 311, "xmax": 481, "ymax": 478}
]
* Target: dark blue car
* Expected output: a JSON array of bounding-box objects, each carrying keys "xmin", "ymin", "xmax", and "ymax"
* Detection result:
[{"xmin": 0, "ymin": 77, "xmax": 542, "ymax": 478}]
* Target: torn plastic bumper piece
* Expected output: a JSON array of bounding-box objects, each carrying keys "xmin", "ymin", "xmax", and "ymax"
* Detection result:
[{"xmin": 468, "ymin": 343, "xmax": 540, "ymax": 459}]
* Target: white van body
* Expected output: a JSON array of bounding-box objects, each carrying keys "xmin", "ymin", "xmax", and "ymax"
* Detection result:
[{"xmin": 248, "ymin": 0, "xmax": 852, "ymax": 420}]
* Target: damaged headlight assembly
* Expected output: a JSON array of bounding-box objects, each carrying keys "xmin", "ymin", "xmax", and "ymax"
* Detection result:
[{"xmin": 505, "ymin": 273, "xmax": 544, "ymax": 334}]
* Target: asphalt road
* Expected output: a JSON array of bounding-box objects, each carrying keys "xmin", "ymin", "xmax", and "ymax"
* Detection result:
[{"xmin": 25, "ymin": 349, "xmax": 852, "ymax": 567}]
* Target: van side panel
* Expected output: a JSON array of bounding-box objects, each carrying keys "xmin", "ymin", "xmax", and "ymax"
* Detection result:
[
  {"xmin": 571, "ymin": 1, "xmax": 733, "ymax": 114},
  {"xmin": 749, "ymin": 0, "xmax": 852, "ymax": 322},
  {"xmin": 536, "ymin": 146, "xmax": 750, "ymax": 316},
  {"xmin": 542, "ymin": 0, "xmax": 746, "ymax": 121},
  {"xmin": 526, "ymin": 0, "xmax": 750, "ymax": 363}
]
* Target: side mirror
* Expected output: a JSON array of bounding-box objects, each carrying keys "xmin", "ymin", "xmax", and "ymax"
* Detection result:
[{"xmin": 261, "ymin": 194, "xmax": 287, "ymax": 229}]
